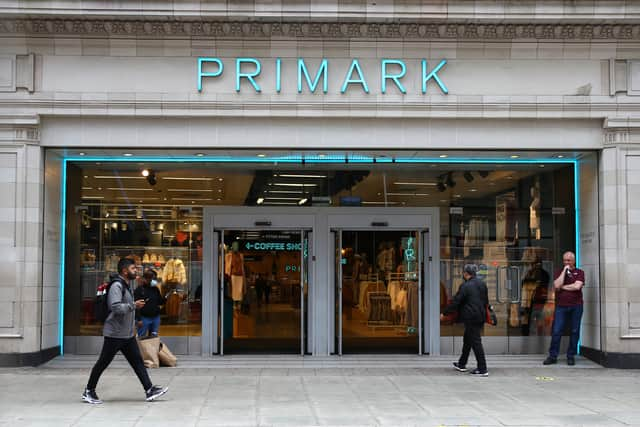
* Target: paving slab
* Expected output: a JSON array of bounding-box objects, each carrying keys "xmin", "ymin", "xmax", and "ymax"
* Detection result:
[{"xmin": 0, "ymin": 355, "xmax": 638, "ymax": 426}]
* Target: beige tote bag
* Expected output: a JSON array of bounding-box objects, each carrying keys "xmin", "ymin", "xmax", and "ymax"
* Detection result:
[
  {"xmin": 158, "ymin": 341, "xmax": 178, "ymax": 367},
  {"xmin": 137, "ymin": 336, "xmax": 160, "ymax": 368}
]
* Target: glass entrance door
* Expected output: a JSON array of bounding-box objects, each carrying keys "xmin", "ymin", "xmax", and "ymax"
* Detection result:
[
  {"xmin": 218, "ymin": 229, "xmax": 306, "ymax": 354},
  {"xmin": 335, "ymin": 229, "xmax": 424, "ymax": 354}
]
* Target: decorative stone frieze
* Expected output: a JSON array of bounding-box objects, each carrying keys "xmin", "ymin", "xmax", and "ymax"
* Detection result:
[{"xmin": 0, "ymin": 19, "xmax": 638, "ymax": 40}]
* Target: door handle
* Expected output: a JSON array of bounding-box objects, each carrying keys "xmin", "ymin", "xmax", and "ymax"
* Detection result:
[{"xmin": 511, "ymin": 266, "xmax": 521, "ymax": 303}]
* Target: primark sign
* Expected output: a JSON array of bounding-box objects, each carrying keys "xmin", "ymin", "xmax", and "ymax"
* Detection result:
[{"xmin": 197, "ymin": 58, "xmax": 448, "ymax": 94}]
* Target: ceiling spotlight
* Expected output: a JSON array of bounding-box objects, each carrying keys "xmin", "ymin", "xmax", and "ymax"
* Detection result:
[
  {"xmin": 463, "ymin": 171, "xmax": 474, "ymax": 183},
  {"xmin": 445, "ymin": 172, "xmax": 456, "ymax": 188},
  {"xmin": 79, "ymin": 152, "xmax": 86, "ymax": 156},
  {"xmin": 437, "ymin": 181, "xmax": 446, "ymax": 192},
  {"xmin": 196, "ymin": 153, "xmax": 205, "ymax": 157},
  {"xmin": 123, "ymin": 153, "xmax": 133, "ymax": 157},
  {"xmin": 510, "ymin": 155, "xmax": 520, "ymax": 159},
  {"xmin": 256, "ymin": 197, "xmax": 264, "ymax": 205},
  {"xmin": 478, "ymin": 171, "xmax": 489, "ymax": 178},
  {"xmin": 439, "ymin": 154, "xmax": 448, "ymax": 158},
  {"xmin": 143, "ymin": 169, "xmax": 157, "ymax": 186},
  {"xmin": 298, "ymin": 198, "xmax": 308, "ymax": 205}
]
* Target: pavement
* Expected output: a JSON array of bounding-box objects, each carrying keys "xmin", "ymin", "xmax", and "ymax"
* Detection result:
[{"xmin": 1, "ymin": 355, "xmax": 640, "ymax": 427}]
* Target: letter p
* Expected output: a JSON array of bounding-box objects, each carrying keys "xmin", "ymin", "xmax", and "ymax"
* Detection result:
[{"xmin": 197, "ymin": 58, "xmax": 224, "ymax": 92}]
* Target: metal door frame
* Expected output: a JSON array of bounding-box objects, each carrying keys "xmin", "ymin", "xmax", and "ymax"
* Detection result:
[
  {"xmin": 203, "ymin": 208, "xmax": 315, "ymax": 356},
  {"xmin": 327, "ymin": 209, "xmax": 439, "ymax": 355}
]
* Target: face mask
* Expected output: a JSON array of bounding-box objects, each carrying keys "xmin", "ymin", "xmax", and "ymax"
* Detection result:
[{"xmin": 150, "ymin": 279, "xmax": 158, "ymax": 287}]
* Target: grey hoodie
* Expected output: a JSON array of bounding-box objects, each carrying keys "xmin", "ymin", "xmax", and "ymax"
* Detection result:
[{"xmin": 103, "ymin": 276, "xmax": 136, "ymax": 339}]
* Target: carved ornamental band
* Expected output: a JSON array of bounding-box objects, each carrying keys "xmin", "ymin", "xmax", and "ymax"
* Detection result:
[{"xmin": 0, "ymin": 20, "xmax": 638, "ymax": 40}]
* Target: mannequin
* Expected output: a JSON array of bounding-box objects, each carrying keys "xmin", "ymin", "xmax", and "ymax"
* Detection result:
[
  {"xmin": 225, "ymin": 241, "xmax": 246, "ymax": 305},
  {"xmin": 529, "ymin": 181, "xmax": 541, "ymax": 240}
]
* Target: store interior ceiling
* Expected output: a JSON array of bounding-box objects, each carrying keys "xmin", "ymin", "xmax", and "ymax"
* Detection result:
[{"xmin": 63, "ymin": 150, "xmax": 579, "ymax": 215}]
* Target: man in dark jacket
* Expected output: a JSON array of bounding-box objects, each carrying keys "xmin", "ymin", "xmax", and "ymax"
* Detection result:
[
  {"xmin": 82, "ymin": 258, "xmax": 168, "ymax": 404},
  {"xmin": 441, "ymin": 264, "xmax": 489, "ymax": 376},
  {"xmin": 135, "ymin": 269, "xmax": 165, "ymax": 337}
]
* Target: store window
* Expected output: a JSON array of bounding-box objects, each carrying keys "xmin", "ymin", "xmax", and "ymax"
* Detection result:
[
  {"xmin": 62, "ymin": 153, "xmax": 581, "ymax": 345},
  {"xmin": 64, "ymin": 163, "xmax": 204, "ymax": 337}
]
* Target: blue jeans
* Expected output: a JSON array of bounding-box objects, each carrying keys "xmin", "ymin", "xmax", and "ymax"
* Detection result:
[
  {"xmin": 548, "ymin": 305, "xmax": 583, "ymax": 358},
  {"xmin": 137, "ymin": 315, "xmax": 160, "ymax": 337}
]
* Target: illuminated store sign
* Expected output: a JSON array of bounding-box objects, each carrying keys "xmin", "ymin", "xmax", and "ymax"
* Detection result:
[
  {"xmin": 243, "ymin": 241, "xmax": 303, "ymax": 251},
  {"xmin": 197, "ymin": 58, "xmax": 448, "ymax": 94}
]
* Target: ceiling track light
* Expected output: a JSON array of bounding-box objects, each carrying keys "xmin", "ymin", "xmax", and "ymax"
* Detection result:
[
  {"xmin": 463, "ymin": 171, "xmax": 474, "ymax": 183},
  {"xmin": 142, "ymin": 169, "xmax": 157, "ymax": 186},
  {"xmin": 445, "ymin": 172, "xmax": 456, "ymax": 188}
]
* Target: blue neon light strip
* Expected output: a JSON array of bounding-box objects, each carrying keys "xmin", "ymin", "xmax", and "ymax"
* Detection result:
[
  {"xmin": 64, "ymin": 155, "xmax": 577, "ymax": 165},
  {"xmin": 59, "ymin": 154, "xmax": 580, "ymax": 354},
  {"xmin": 59, "ymin": 159, "xmax": 67, "ymax": 355}
]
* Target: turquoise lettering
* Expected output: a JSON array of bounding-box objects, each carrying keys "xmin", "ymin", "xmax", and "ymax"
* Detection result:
[
  {"xmin": 340, "ymin": 59, "xmax": 369, "ymax": 94},
  {"xmin": 197, "ymin": 57, "xmax": 223, "ymax": 92},
  {"xmin": 381, "ymin": 59, "xmax": 407, "ymax": 94},
  {"xmin": 236, "ymin": 58, "xmax": 262, "ymax": 92},
  {"xmin": 276, "ymin": 58, "xmax": 282, "ymax": 93},
  {"xmin": 298, "ymin": 58, "xmax": 328, "ymax": 93},
  {"xmin": 421, "ymin": 59, "xmax": 448, "ymax": 94}
]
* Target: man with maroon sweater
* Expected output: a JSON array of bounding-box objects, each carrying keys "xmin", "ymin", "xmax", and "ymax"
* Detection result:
[{"xmin": 544, "ymin": 251, "xmax": 585, "ymax": 366}]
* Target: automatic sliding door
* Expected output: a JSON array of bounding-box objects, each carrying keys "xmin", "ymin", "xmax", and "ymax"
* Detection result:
[
  {"xmin": 220, "ymin": 229, "xmax": 303, "ymax": 354},
  {"xmin": 339, "ymin": 230, "xmax": 420, "ymax": 354}
]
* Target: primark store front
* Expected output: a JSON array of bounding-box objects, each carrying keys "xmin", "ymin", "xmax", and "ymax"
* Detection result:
[
  {"xmin": 1, "ymin": 1, "xmax": 639, "ymax": 367},
  {"xmin": 56, "ymin": 149, "xmax": 591, "ymax": 358}
]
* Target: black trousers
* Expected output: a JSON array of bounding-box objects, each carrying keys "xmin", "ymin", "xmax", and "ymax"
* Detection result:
[
  {"xmin": 87, "ymin": 336, "xmax": 152, "ymax": 391},
  {"xmin": 459, "ymin": 322, "xmax": 487, "ymax": 371}
]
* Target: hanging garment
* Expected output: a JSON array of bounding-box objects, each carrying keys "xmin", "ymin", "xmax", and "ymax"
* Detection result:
[
  {"xmin": 405, "ymin": 283, "xmax": 419, "ymax": 328},
  {"xmin": 173, "ymin": 258, "xmax": 187, "ymax": 284},
  {"xmin": 165, "ymin": 291, "xmax": 182, "ymax": 317},
  {"xmin": 163, "ymin": 258, "xmax": 187, "ymax": 284},
  {"xmin": 231, "ymin": 275, "xmax": 244, "ymax": 302},
  {"xmin": 225, "ymin": 252, "xmax": 245, "ymax": 277}
]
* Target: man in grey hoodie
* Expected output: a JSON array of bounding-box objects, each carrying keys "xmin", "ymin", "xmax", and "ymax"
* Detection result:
[{"xmin": 82, "ymin": 258, "xmax": 168, "ymax": 404}]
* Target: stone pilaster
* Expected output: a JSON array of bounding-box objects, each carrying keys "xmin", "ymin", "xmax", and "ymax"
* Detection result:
[
  {"xmin": 0, "ymin": 117, "xmax": 52, "ymax": 361},
  {"xmin": 599, "ymin": 122, "xmax": 640, "ymax": 359}
]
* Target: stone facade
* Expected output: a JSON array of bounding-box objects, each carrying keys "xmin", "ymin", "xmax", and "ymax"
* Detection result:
[{"xmin": 0, "ymin": 0, "xmax": 639, "ymax": 365}]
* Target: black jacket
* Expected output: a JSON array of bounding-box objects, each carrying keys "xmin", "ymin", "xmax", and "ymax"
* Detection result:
[
  {"xmin": 443, "ymin": 276, "xmax": 489, "ymax": 324},
  {"xmin": 134, "ymin": 285, "xmax": 165, "ymax": 319}
]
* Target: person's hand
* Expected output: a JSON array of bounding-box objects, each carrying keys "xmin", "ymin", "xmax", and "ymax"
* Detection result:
[
  {"xmin": 137, "ymin": 320, "xmax": 143, "ymax": 328},
  {"xmin": 135, "ymin": 299, "xmax": 146, "ymax": 309}
]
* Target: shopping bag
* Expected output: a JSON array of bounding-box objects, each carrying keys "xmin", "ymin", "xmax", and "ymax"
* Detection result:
[
  {"xmin": 158, "ymin": 341, "xmax": 178, "ymax": 367},
  {"xmin": 137, "ymin": 336, "xmax": 160, "ymax": 368},
  {"xmin": 441, "ymin": 310, "xmax": 458, "ymax": 325},
  {"xmin": 485, "ymin": 304, "xmax": 498, "ymax": 326}
]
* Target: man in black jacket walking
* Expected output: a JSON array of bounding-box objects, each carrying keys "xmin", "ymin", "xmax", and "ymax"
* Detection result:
[{"xmin": 441, "ymin": 264, "xmax": 489, "ymax": 376}]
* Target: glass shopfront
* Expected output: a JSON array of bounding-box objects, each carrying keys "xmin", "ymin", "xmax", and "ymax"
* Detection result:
[{"xmin": 60, "ymin": 151, "xmax": 585, "ymax": 355}]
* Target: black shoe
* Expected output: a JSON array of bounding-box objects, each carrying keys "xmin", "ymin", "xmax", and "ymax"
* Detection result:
[
  {"xmin": 453, "ymin": 362, "xmax": 467, "ymax": 372},
  {"xmin": 543, "ymin": 357, "xmax": 557, "ymax": 365},
  {"xmin": 145, "ymin": 385, "xmax": 168, "ymax": 402},
  {"xmin": 470, "ymin": 368, "xmax": 489, "ymax": 377},
  {"xmin": 82, "ymin": 388, "xmax": 102, "ymax": 404},
  {"xmin": 567, "ymin": 357, "xmax": 575, "ymax": 366}
]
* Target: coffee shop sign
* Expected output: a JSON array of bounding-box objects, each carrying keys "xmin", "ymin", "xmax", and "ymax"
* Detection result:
[{"xmin": 197, "ymin": 58, "xmax": 448, "ymax": 94}]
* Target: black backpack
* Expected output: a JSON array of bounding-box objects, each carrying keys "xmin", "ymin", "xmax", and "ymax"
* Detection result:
[{"xmin": 94, "ymin": 277, "xmax": 124, "ymax": 323}]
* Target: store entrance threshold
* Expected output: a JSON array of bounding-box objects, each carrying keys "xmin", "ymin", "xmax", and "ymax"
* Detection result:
[{"xmin": 45, "ymin": 354, "xmax": 602, "ymax": 370}]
